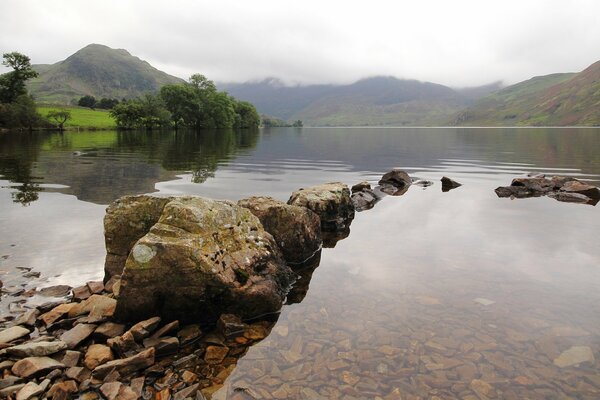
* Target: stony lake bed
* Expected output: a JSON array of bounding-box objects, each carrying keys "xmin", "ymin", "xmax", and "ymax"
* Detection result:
[{"xmin": 1, "ymin": 127, "xmax": 600, "ymax": 399}]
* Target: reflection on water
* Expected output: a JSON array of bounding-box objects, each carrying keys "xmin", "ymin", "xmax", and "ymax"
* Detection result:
[{"xmin": 1, "ymin": 127, "xmax": 600, "ymax": 398}]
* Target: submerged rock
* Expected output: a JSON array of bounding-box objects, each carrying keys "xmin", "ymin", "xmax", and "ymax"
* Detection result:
[
  {"xmin": 553, "ymin": 345, "xmax": 595, "ymax": 368},
  {"xmin": 379, "ymin": 169, "xmax": 412, "ymax": 188},
  {"xmin": 351, "ymin": 188, "xmax": 379, "ymax": 212},
  {"xmin": 288, "ymin": 182, "xmax": 354, "ymax": 232},
  {"xmin": 114, "ymin": 197, "xmax": 294, "ymax": 323},
  {"xmin": 103, "ymin": 195, "xmax": 172, "ymax": 281},
  {"xmin": 351, "ymin": 181, "xmax": 371, "ymax": 193},
  {"xmin": 441, "ymin": 176, "xmax": 462, "ymax": 192},
  {"xmin": 495, "ymin": 176, "xmax": 599, "ymax": 206},
  {"xmin": 238, "ymin": 196, "xmax": 322, "ymax": 266}
]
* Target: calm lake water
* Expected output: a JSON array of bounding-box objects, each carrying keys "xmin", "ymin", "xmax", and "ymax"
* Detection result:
[{"xmin": 1, "ymin": 127, "xmax": 600, "ymax": 398}]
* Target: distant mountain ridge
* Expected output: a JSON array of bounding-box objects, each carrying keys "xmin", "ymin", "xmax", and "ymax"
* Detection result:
[
  {"xmin": 28, "ymin": 44, "xmax": 184, "ymax": 104},
  {"xmin": 220, "ymin": 77, "xmax": 501, "ymax": 126},
  {"xmin": 453, "ymin": 60, "xmax": 600, "ymax": 126}
]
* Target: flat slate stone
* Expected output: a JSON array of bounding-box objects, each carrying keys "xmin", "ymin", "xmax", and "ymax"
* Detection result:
[
  {"xmin": 0, "ymin": 326, "xmax": 30, "ymax": 344},
  {"xmin": 11, "ymin": 357, "xmax": 65, "ymax": 378},
  {"xmin": 60, "ymin": 324, "xmax": 96, "ymax": 349},
  {"xmin": 4, "ymin": 341, "xmax": 68, "ymax": 358}
]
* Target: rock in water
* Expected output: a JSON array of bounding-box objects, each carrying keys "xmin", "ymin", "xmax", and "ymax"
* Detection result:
[
  {"xmin": 104, "ymin": 195, "xmax": 172, "ymax": 281},
  {"xmin": 288, "ymin": 182, "xmax": 354, "ymax": 232},
  {"xmin": 495, "ymin": 175, "xmax": 599, "ymax": 206},
  {"xmin": 553, "ymin": 346, "xmax": 595, "ymax": 368},
  {"xmin": 238, "ymin": 196, "xmax": 322, "ymax": 266},
  {"xmin": 114, "ymin": 197, "xmax": 294, "ymax": 323},
  {"xmin": 441, "ymin": 176, "xmax": 462, "ymax": 192},
  {"xmin": 351, "ymin": 188, "xmax": 379, "ymax": 212},
  {"xmin": 379, "ymin": 169, "xmax": 412, "ymax": 188}
]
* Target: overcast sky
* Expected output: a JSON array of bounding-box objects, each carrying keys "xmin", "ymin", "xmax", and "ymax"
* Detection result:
[{"xmin": 1, "ymin": 0, "xmax": 599, "ymax": 87}]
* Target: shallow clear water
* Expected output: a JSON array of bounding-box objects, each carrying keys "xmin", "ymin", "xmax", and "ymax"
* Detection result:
[{"xmin": 1, "ymin": 127, "xmax": 600, "ymax": 398}]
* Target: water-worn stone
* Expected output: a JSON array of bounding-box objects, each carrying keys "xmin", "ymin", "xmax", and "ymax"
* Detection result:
[
  {"xmin": 128, "ymin": 317, "xmax": 161, "ymax": 341},
  {"xmin": 150, "ymin": 321, "xmax": 179, "ymax": 339},
  {"xmin": 37, "ymin": 285, "xmax": 72, "ymax": 297},
  {"xmin": 495, "ymin": 175, "xmax": 599, "ymax": 206},
  {"xmin": 0, "ymin": 326, "xmax": 30, "ymax": 344},
  {"xmin": 14, "ymin": 309, "xmax": 39, "ymax": 327},
  {"xmin": 178, "ymin": 325, "xmax": 202, "ymax": 345},
  {"xmin": 205, "ymin": 345, "xmax": 229, "ymax": 364},
  {"xmin": 553, "ymin": 346, "xmax": 595, "ymax": 368},
  {"xmin": 100, "ymin": 381, "xmax": 138, "ymax": 400},
  {"xmin": 103, "ymin": 195, "xmax": 172, "ymax": 281},
  {"xmin": 39, "ymin": 303, "xmax": 75, "ymax": 326},
  {"xmin": 84, "ymin": 344, "xmax": 114, "ymax": 370},
  {"xmin": 11, "ymin": 357, "xmax": 64, "ymax": 378},
  {"xmin": 95, "ymin": 322, "xmax": 126, "ymax": 340},
  {"xmin": 238, "ymin": 196, "xmax": 322, "ymax": 265},
  {"xmin": 4, "ymin": 340, "xmax": 67, "ymax": 357},
  {"xmin": 107, "ymin": 331, "xmax": 138, "ymax": 355},
  {"xmin": 61, "ymin": 350, "xmax": 81, "ymax": 367},
  {"xmin": 47, "ymin": 380, "xmax": 78, "ymax": 398},
  {"xmin": 92, "ymin": 347, "xmax": 155, "ymax": 379},
  {"xmin": 379, "ymin": 169, "xmax": 412, "ymax": 188},
  {"xmin": 288, "ymin": 182, "xmax": 354, "ymax": 231},
  {"xmin": 68, "ymin": 294, "xmax": 116, "ymax": 318},
  {"xmin": 142, "ymin": 336, "xmax": 179, "ymax": 356},
  {"xmin": 351, "ymin": 181, "xmax": 371, "ymax": 193},
  {"xmin": 60, "ymin": 323, "xmax": 96, "ymax": 349},
  {"xmin": 217, "ymin": 314, "xmax": 246, "ymax": 338},
  {"xmin": 73, "ymin": 285, "xmax": 92, "ymax": 301},
  {"xmin": 15, "ymin": 381, "xmax": 43, "ymax": 400},
  {"xmin": 114, "ymin": 197, "xmax": 294, "ymax": 324},
  {"xmin": 441, "ymin": 176, "xmax": 462, "ymax": 192},
  {"xmin": 351, "ymin": 188, "xmax": 379, "ymax": 212}
]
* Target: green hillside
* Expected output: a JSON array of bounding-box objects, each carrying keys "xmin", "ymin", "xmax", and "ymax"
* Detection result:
[
  {"xmin": 28, "ymin": 44, "xmax": 184, "ymax": 104},
  {"xmin": 38, "ymin": 105, "xmax": 115, "ymax": 129},
  {"xmin": 454, "ymin": 60, "xmax": 600, "ymax": 126}
]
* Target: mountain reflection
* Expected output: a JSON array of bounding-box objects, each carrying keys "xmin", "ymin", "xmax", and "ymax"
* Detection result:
[{"xmin": 0, "ymin": 129, "xmax": 259, "ymax": 205}]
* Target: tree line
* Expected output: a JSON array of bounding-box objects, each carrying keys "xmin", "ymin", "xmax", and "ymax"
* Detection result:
[
  {"xmin": 109, "ymin": 74, "xmax": 260, "ymax": 130},
  {"xmin": 1, "ymin": 51, "xmax": 261, "ymax": 131}
]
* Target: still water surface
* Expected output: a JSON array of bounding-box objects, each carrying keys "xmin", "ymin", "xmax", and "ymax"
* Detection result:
[{"xmin": 1, "ymin": 127, "xmax": 600, "ymax": 398}]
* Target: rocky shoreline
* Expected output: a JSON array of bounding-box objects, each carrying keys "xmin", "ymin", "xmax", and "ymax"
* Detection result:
[{"xmin": 0, "ymin": 170, "xmax": 598, "ymax": 399}]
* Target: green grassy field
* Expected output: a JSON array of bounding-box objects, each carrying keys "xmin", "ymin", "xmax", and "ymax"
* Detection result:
[{"xmin": 38, "ymin": 105, "xmax": 116, "ymax": 129}]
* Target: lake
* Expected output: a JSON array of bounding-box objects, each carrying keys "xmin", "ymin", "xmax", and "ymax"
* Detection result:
[{"xmin": 1, "ymin": 127, "xmax": 600, "ymax": 398}]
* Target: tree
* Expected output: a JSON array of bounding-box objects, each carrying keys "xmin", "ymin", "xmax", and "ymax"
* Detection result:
[
  {"xmin": 96, "ymin": 98, "xmax": 119, "ymax": 109},
  {"xmin": 0, "ymin": 52, "xmax": 39, "ymax": 103},
  {"xmin": 160, "ymin": 84, "xmax": 200, "ymax": 129},
  {"xmin": 234, "ymin": 100, "xmax": 260, "ymax": 128},
  {"xmin": 78, "ymin": 95, "xmax": 97, "ymax": 108},
  {"xmin": 47, "ymin": 109, "xmax": 71, "ymax": 130},
  {"xmin": 110, "ymin": 95, "xmax": 170, "ymax": 130},
  {"xmin": 292, "ymin": 120, "xmax": 303, "ymax": 127},
  {"xmin": 0, "ymin": 95, "xmax": 44, "ymax": 130}
]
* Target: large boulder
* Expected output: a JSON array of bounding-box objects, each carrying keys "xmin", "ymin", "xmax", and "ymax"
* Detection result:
[
  {"xmin": 104, "ymin": 195, "xmax": 172, "ymax": 282},
  {"xmin": 238, "ymin": 196, "xmax": 322, "ymax": 266},
  {"xmin": 287, "ymin": 182, "xmax": 354, "ymax": 232},
  {"xmin": 114, "ymin": 197, "xmax": 295, "ymax": 324}
]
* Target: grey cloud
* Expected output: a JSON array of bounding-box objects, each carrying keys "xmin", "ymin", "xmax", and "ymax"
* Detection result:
[{"xmin": 1, "ymin": 0, "xmax": 599, "ymax": 86}]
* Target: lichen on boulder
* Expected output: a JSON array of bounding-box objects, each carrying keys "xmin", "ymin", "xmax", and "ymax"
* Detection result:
[
  {"xmin": 103, "ymin": 195, "xmax": 172, "ymax": 282},
  {"xmin": 287, "ymin": 182, "xmax": 354, "ymax": 232},
  {"xmin": 113, "ymin": 196, "xmax": 295, "ymax": 324},
  {"xmin": 238, "ymin": 196, "xmax": 322, "ymax": 266}
]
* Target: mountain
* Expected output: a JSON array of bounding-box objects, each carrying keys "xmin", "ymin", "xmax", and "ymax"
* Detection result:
[
  {"xmin": 454, "ymin": 60, "xmax": 600, "ymax": 126},
  {"xmin": 28, "ymin": 44, "xmax": 184, "ymax": 104},
  {"xmin": 221, "ymin": 77, "xmax": 498, "ymax": 126}
]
